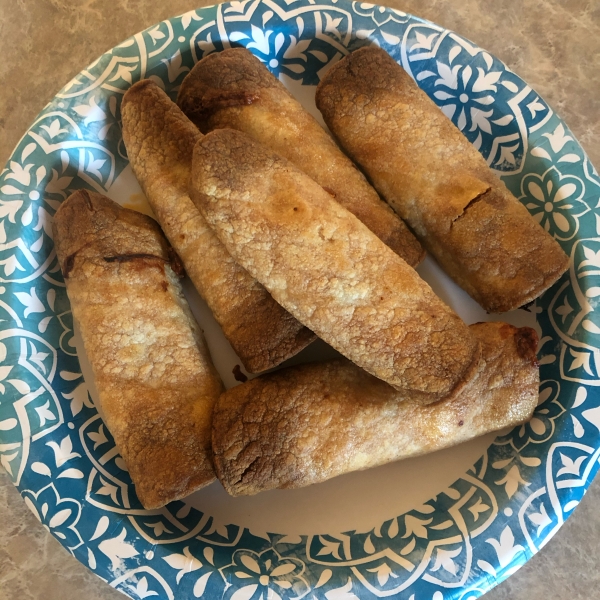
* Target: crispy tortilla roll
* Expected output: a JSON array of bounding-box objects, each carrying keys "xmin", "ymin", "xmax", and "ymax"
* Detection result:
[
  {"xmin": 212, "ymin": 322, "xmax": 539, "ymax": 495},
  {"xmin": 121, "ymin": 80, "xmax": 315, "ymax": 373},
  {"xmin": 191, "ymin": 129, "xmax": 480, "ymax": 402},
  {"xmin": 176, "ymin": 49, "xmax": 424, "ymax": 267},
  {"xmin": 53, "ymin": 190, "xmax": 224, "ymax": 509},
  {"xmin": 316, "ymin": 46, "xmax": 569, "ymax": 313}
]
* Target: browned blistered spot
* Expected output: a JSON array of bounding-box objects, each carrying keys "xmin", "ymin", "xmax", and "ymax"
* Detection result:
[
  {"xmin": 499, "ymin": 323, "xmax": 516, "ymax": 340},
  {"xmin": 232, "ymin": 365, "xmax": 248, "ymax": 383},
  {"xmin": 103, "ymin": 254, "xmax": 168, "ymax": 277},
  {"xmin": 62, "ymin": 253, "xmax": 76, "ymax": 278},
  {"xmin": 160, "ymin": 280, "xmax": 168, "ymax": 292},
  {"xmin": 451, "ymin": 187, "xmax": 491, "ymax": 226},
  {"xmin": 194, "ymin": 90, "xmax": 259, "ymax": 121},
  {"xmin": 458, "ymin": 420, "xmax": 464, "ymax": 426},
  {"xmin": 167, "ymin": 246, "xmax": 186, "ymax": 278},
  {"xmin": 515, "ymin": 327, "xmax": 539, "ymax": 367}
]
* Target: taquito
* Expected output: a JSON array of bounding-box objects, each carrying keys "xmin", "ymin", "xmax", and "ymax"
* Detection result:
[
  {"xmin": 212, "ymin": 322, "xmax": 539, "ymax": 496},
  {"xmin": 53, "ymin": 190, "xmax": 223, "ymax": 509},
  {"xmin": 316, "ymin": 46, "xmax": 569, "ymax": 313},
  {"xmin": 191, "ymin": 129, "xmax": 480, "ymax": 403},
  {"xmin": 176, "ymin": 48, "xmax": 424, "ymax": 267},
  {"xmin": 121, "ymin": 80, "xmax": 315, "ymax": 373}
]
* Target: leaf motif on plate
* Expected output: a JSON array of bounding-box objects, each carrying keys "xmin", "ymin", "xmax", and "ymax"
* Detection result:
[
  {"xmin": 98, "ymin": 528, "xmax": 139, "ymax": 569},
  {"xmin": 486, "ymin": 526, "xmax": 524, "ymax": 569},
  {"xmin": 46, "ymin": 435, "xmax": 81, "ymax": 468},
  {"xmin": 73, "ymin": 96, "xmax": 107, "ymax": 125},
  {"xmin": 495, "ymin": 465, "xmax": 529, "ymax": 499},
  {"xmin": 163, "ymin": 546, "xmax": 203, "ymax": 583}
]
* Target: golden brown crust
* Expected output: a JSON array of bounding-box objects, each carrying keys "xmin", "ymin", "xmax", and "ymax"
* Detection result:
[
  {"xmin": 177, "ymin": 48, "xmax": 424, "ymax": 267},
  {"xmin": 191, "ymin": 128, "xmax": 480, "ymax": 402},
  {"xmin": 212, "ymin": 322, "xmax": 539, "ymax": 496},
  {"xmin": 53, "ymin": 185, "xmax": 172, "ymax": 270},
  {"xmin": 316, "ymin": 46, "xmax": 569, "ymax": 313},
  {"xmin": 53, "ymin": 190, "xmax": 224, "ymax": 509},
  {"xmin": 121, "ymin": 80, "xmax": 315, "ymax": 372}
]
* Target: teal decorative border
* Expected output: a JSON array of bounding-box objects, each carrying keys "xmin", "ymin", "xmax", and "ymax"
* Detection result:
[{"xmin": 1, "ymin": 2, "xmax": 599, "ymax": 599}]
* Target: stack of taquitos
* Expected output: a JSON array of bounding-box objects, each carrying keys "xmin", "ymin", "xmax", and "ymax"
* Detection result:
[
  {"xmin": 179, "ymin": 55, "xmax": 547, "ymax": 494},
  {"xmin": 176, "ymin": 47, "xmax": 424, "ymax": 267},
  {"xmin": 53, "ymin": 45, "xmax": 553, "ymax": 502}
]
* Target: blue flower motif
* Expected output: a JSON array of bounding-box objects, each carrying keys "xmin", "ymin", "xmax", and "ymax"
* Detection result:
[
  {"xmin": 22, "ymin": 483, "xmax": 83, "ymax": 550},
  {"xmin": 226, "ymin": 16, "xmax": 341, "ymax": 84},
  {"xmin": 221, "ymin": 548, "xmax": 309, "ymax": 600},
  {"xmin": 432, "ymin": 61, "xmax": 501, "ymax": 141},
  {"xmin": 520, "ymin": 167, "xmax": 587, "ymax": 239}
]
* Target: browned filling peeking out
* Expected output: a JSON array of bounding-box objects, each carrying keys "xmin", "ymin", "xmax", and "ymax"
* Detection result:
[
  {"xmin": 451, "ymin": 187, "xmax": 491, "ymax": 226},
  {"xmin": 185, "ymin": 90, "xmax": 260, "ymax": 123}
]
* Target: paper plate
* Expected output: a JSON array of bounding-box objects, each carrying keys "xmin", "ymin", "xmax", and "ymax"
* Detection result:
[{"xmin": 1, "ymin": 1, "xmax": 599, "ymax": 598}]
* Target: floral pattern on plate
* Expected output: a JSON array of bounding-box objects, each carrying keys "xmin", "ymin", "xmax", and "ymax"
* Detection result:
[{"xmin": 1, "ymin": 1, "xmax": 599, "ymax": 599}]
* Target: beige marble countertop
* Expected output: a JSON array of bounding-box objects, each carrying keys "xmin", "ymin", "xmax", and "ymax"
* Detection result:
[{"xmin": 1, "ymin": 1, "xmax": 599, "ymax": 598}]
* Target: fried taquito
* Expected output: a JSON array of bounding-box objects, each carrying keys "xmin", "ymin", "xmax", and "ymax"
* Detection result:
[
  {"xmin": 212, "ymin": 322, "xmax": 539, "ymax": 496},
  {"xmin": 316, "ymin": 46, "xmax": 568, "ymax": 313},
  {"xmin": 53, "ymin": 190, "xmax": 223, "ymax": 509},
  {"xmin": 191, "ymin": 129, "xmax": 480, "ymax": 403},
  {"xmin": 121, "ymin": 80, "xmax": 315, "ymax": 372}
]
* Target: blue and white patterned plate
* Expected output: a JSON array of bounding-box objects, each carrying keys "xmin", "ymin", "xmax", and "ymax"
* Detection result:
[{"xmin": 1, "ymin": 2, "xmax": 599, "ymax": 598}]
